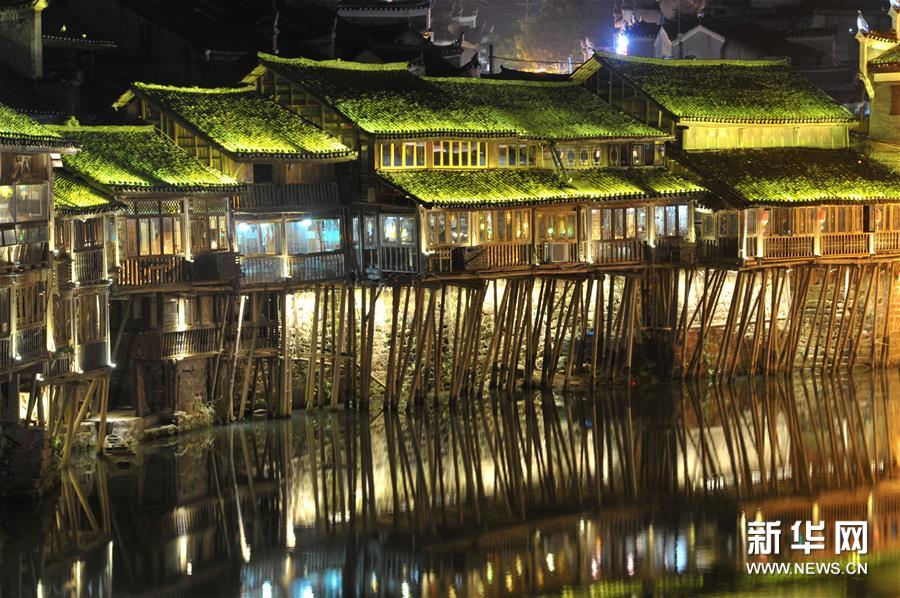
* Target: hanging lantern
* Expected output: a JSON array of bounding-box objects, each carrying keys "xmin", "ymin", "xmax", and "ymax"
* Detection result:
[
  {"xmin": 760, "ymin": 209, "xmax": 770, "ymax": 226},
  {"xmin": 875, "ymin": 206, "xmax": 883, "ymax": 224},
  {"xmin": 817, "ymin": 207, "xmax": 827, "ymax": 223}
]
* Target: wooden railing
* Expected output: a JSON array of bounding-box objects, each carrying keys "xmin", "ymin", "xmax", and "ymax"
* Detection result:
[
  {"xmin": 235, "ymin": 183, "xmax": 340, "ymax": 211},
  {"xmin": 698, "ymin": 238, "xmax": 740, "ymax": 261},
  {"xmin": 428, "ymin": 243, "xmax": 534, "ymax": 273},
  {"xmin": 652, "ymin": 238, "xmax": 694, "ymax": 263},
  {"xmin": 15, "ymin": 326, "xmax": 45, "ymax": 364},
  {"xmin": 233, "ymin": 323, "xmax": 281, "ymax": 351},
  {"xmin": 73, "ymin": 247, "xmax": 106, "ymax": 284},
  {"xmin": 288, "ymin": 252, "xmax": 345, "ymax": 281},
  {"xmin": 160, "ymin": 326, "xmax": 220, "ymax": 360},
  {"xmin": 876, "ymin": 231, "xmax": 900, "ymax": 254},
  {"xmin": 820, "ymin": 232, "xmax": 871, "ymax": 257},
  {"xmin": 0, "ymin": 336, "xmax": 12, "ymax": 367},
  {"xmin": 193, "ymin": 251, "xmax": 240, "ymax": 282},
  {"xmin": 380, "ymin": 246, "xmax": 418, "ymax": 273},
  {"xmin": 539, "ymin": 241, "xmax": 578, "ymax": 264},
  {"xmin": 118, "ymin": 255, "xmax": 186, "ymax": 287},
  {"xmin": 762, "ymin": 235, "xmax": 815, "ymax": 260},
  {"xmin": 77, "ymin": 340, "xmax": 109, "ymax": 372},
  {"xmin": 240, "ymin": 252, "xmax": 345, "ymax": 285},
  {"xmin": 590, "ymin": 239, "xmax": 644, "ymax": 264}
]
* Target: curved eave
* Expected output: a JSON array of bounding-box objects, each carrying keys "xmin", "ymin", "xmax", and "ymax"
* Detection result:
[
  {"xmin": 678, "ymin": 116, "xmax": 856, "ymax": 124},
  {"xmin": 55, "ymin": 202, "xmax": 126, "ymax": 216},
  {"xmin": 0, "ymin": 135, "xmax": 78, "ymax": 153},
  {"xmin": 107, "ymin": 183, "xmax": 245, "ymax": 195},
  {"xmin": 230, "ymin": 149, "xmax": 358, "ymax": 162}
]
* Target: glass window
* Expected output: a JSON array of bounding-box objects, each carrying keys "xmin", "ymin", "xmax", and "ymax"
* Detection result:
[
  {"xmin": 381, "ymin": 215, "xmax": 415, "ymax": 246},
  {"xmin": 364, "ymin": 216, "xmax": 377, "ymax": 249},
  {"xmin": 286, "ymin": 218, "xmax": 342, "ymax": 254},
  {"xmin": 0, "ymin": 186, "xmax": 13, "ymax": 223},
  {"xmin": 15, "ymin": 184, "xmax": 46, "ymax": 222}
]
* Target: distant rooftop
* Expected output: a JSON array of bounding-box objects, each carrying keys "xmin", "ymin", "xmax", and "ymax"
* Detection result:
[
  {"xmin": 248, "ymin": 54, "xmax": 667, "ymax": 141},
  {"xmin": 575, "ymin": 52, "xmax": 855, "ymax": 124}
]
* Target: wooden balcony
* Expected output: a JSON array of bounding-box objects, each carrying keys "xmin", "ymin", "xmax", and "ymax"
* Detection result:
[
  {"xmin": 876, "ymin": 231, "xmax": 900, "ymax": 254},
  {"xmin": 77, "ymin": 340, "xmax": 109, "ymax": 372},
  {"xmin": 589, "ymin": 239, "xmax": 645, "ymax": 265},
  {"xmin": 72, "ymin": 247, "xmax": 106, "ymax": 285},
  {"xmin": 539, "ymin": 242, "xmax": 578, "ymax": 265},
  {"xmin": 232, "ymin": 323, "xmax": 281, "ymax": 353},
  {"xmin": 234, "ymin": 183, "xmax": 340, "ymax": 212},
  {"xmin": 427, "ymin": 243, "xmax": 533, "ymax": 273},
  {"xmin": 117, "ymin": 252, "xmax": 239, "ymax": 289},
  {"xmin": 118, "ymin": 255, "xmax": 186, "ymax": 287},
  {"xmin": 135, "ymin": 326, "xmax": 220, "ymax": 361},
  {"xmin": 0, "ymin": 325, "xmax": 48, "ymax": 368},
  {"xmin": 820, "ymin": 232, "xmax": 870, "ymax": 257},
  {"xmin": 698, "ymin": 238, "xmax": 740, "ymax": 261},
  {"xmin": 762, "ymin": 235, "xmax": 815, "ymax": 260},
  {"xmin": 380, "ymin": 246, "xmax": 418, "ymax": 273},
  {"xmin": 240, "ymin": 252, "xmax": 345, "ymax": 286}
]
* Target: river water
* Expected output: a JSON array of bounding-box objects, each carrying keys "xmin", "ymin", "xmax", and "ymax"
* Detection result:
[{"xmin": 1, "ymin": 373, "xmax": 899, "ymax": 597}]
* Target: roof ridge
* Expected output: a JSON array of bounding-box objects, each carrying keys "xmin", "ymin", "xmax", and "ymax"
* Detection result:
[
  {"xmin": 133, "ymin": 82, "xmax": 258, "ymax": 94},
  {"xmin": 593, "ymin": 50, "xmax": 790, "ymax": 68},
  {"xmin": 257, "ymin": 52, "xmax": 411, "ymax": 71}
]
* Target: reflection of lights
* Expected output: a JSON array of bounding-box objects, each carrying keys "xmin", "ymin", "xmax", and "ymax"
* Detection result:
[
  {"xmin": 626, "ymin": 553, "xmax": 634, "ymax": 577},
  {"xmin": 591, "ymin": 558, "xmax": 599, "ymax": 580},
  {"xmin": 262, "ymin": 581, "xmax": 272, "ymax": 598},
  {"xmin": 300, "ymin": 219, "xmax": 312, "ymax": 227},
  {"xmin": 37, "ymin": 581, "xmax": 44, "ymax": 598},
  {"xmin": 505, "ymin": 572, "xmax": 515, "ymax": 593},
  {"xmin": 546, "ymin": 553, "xmax": 555, "ymax": 573},
  {"xmin": 401, "ymin": 581, "xmax": 411, "ymax": 598},
  {"xmin": 486, "ymin": 562, "xmax": 493, "ymax": 583},
  {"xmin": 371, "ymin": 573, "xmax": 378, "ymax": 593},
  {"xmin": 515, "ymin": 556, "xmax": 523, "ymax": 576},
  {"xmin": 178, "ymin": 534, "xmax": 188, "ymax": 572}
]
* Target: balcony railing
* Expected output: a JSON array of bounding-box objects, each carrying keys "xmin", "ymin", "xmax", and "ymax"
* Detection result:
[
  {"xmin": 118, "ymin": 255, "xmax": 186, "ymax": 287},
  {"xmin": 235, "ymin": 183, "xmax": 340, "ymax": 211},
  {"xmin": 427, "ymin": 243, "xmax": 533, "ymax": 273},
  {"xmin": 73, "ymin": 247, "xmax": 106, "ymax": 285},
  {"xmin": 820, "ymin": 232, "xmax": 871, "ymax": 257},
  {"xmin": 117, "ymin": 252, "xmax": 239, "ymax": 288},
  {"xmin": 876, "ymin": 230, "xmax": 900, "ymax": 254},
  {"xmin": 762, "ymin": 235, "xmax": 815, "ymax": 260},
  {"xmin": 135, "ymin": 326, "xmax": 220, "ymax": 361},
  {"xmin": 240, "ymin": 252, "xmax": 345, "ymax": 286},
  {"xmin": 539, "ymin": 241, "xmax": 578, "ymax": 264},
  {"xmin": 77, "ymin": 339, "xmax": 109, "ymax": 372},
  {"xmin": 589, "ymin": 239, "xmax": 645, "ymax": 265},
  {"xmin": 380, "ymin": 246, "xmax": 418, "ymax": 273}
]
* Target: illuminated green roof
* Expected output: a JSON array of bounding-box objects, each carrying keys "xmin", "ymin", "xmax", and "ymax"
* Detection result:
[
  {"xmin": 0, "ymin": 102, "xmax": 72, "ymax": 149},
  {"xmin": 53, "ymin": 171, "xmax": 122, "ymax": 215},
  {"xmin": 118, "ymin": 83, "xmax": 356, "ymax": 161},
  {"xmin": 870, "ymin": 45, "xmax": 900, "ymax": 71},
  {"xmin": 378, "ymin": 168, "xmax": 701, "ymax": 207},
  {"xmin": 250, "ymin": 54, "xmax": 666, "ymax": 141},
  {"xmin": 581, "ymin": 52, "xmax": 854, "ymax": 124},
  {"xmin": 679, "ymin": 148, "xmax": 900, "ymax": 206},
  {"xmin": 49, "ymin": 125, "xmax": 240, "ymax": 194}
]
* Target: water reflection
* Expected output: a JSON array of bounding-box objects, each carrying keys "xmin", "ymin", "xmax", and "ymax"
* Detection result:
[{"xmin": 2, "ymin": 372, "xmax": 900, "ymax": 597}]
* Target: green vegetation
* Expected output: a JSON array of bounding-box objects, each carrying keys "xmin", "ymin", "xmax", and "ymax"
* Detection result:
[
  {"xmin": 0, "ymin": 102, "xmax": 68, "ymax": 147},
  {"xmin": 587, "ymin": 52, "xmax": 855, "ymax": 123},
  {"xmin": 123, "ymin": 83, "xmax": 356, "ymax": 160},
  {"xmin": 53, "ymin": 171, "xmax": 120, "ymax": 214},
  {"xmin": 49, "ymin": 125, "xmax": 240, "ymax": 193},
  {"xmin": 680, "ymin": 148, "xmax": 900, "ymax": 205},
  {"xmin": 255, "ymin": 54, "xmax": 666, "ymax": 140},
  {"xmin": 378, "ymin": 168, "xmax": 701, "ymax": 207}
]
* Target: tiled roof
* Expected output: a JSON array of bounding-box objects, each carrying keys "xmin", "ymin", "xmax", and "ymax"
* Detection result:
[
  {"xmin": 118, "ymin": 83, "xmax": 356, "ymax": 161},
  {"xmin": 49, "ymin": 125, "xmax": 241, "ymax": 194},
  {"xmin": 869, "ymin": 44, "xmax": 900, "ymax": 72},
  {"xmin": 249, "ymin": 54, "xmax": 667, "ymax": 141},
  {"xmin": 378, "ymin": 167, "xmax": 702, "ymax": 208},
  {"xmin": 575, "ymin": 52, "xmax": 855, "ymax": 124},
  {"xmin": 677, "ymin": 148, "xmax": 900, "ymax": 206},
  {"xmin": 53, "ymin": 170, "xmax": 123, "ymax": 214},
  {"xmin": 0, "ymin": 101, "xmax": 73, "ymax": 150}
]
